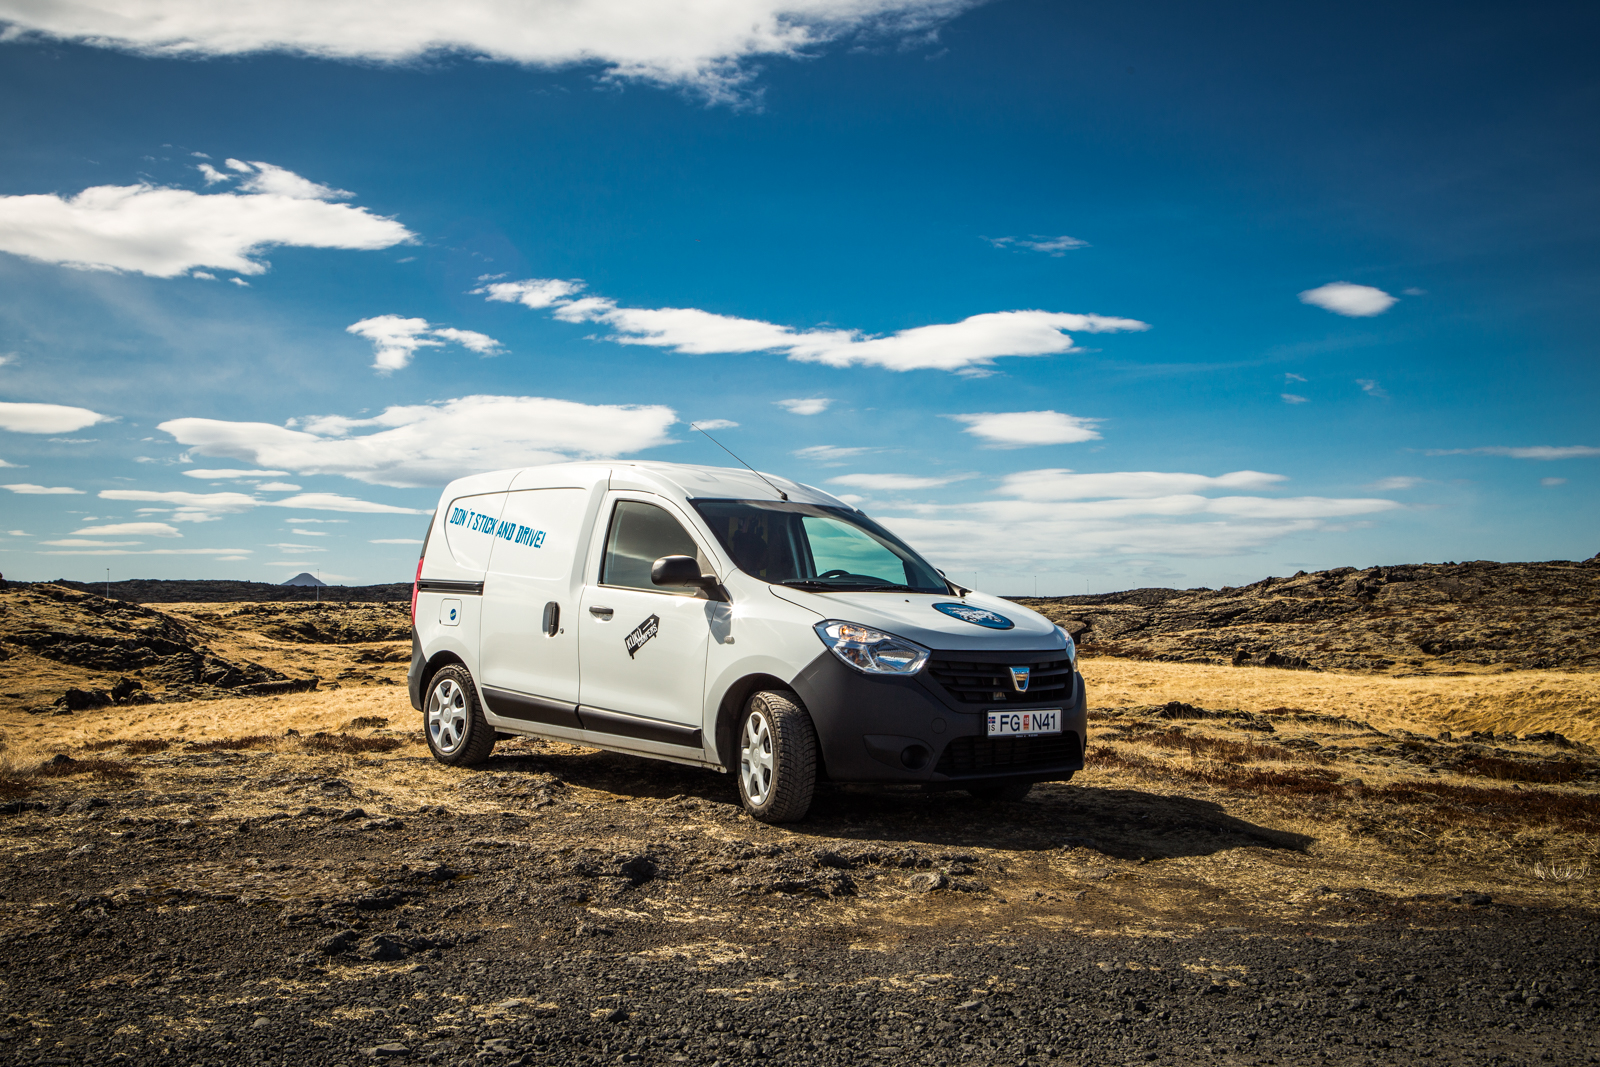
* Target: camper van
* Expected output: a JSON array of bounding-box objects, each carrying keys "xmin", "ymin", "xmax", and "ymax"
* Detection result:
[{"xmin": 408, "ymin": 461, "xmax": 1086, "ymax": 822}]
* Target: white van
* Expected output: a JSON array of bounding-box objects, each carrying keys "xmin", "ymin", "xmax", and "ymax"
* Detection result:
[{"xmin": 407, "ymin": 461, "xmax": 1086, "ymax": 822}]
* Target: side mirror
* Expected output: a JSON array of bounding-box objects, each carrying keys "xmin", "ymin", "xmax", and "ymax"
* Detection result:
[{"xmin": 651, "ymin": 555, "xmax": 719, "ymax": 592}]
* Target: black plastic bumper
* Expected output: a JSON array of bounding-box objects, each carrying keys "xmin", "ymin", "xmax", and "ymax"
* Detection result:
[
  {"xmin": 788, "ymin": 649, "xmax": 1087, "ymax": 785},
  {"xmin": 407, "ymin": 628, "xmax": 424, "ymax": 712}
]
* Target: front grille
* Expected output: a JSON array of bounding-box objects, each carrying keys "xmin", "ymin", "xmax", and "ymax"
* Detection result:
[
  {"xmin": 934, "ymin": 732, "xmax": 1082, "ymax": 777},
  {"xmin": 926, "ymin": 653, "xmax": 1075, "ymax": 705}
]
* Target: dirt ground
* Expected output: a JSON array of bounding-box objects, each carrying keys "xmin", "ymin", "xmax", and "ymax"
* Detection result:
[{"xmin": 2, "ymin": 596, "xmax": 1598, "ymax": 1066}]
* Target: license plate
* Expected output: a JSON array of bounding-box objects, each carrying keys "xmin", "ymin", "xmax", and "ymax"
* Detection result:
[{"xmin": 986, "ymin": 709, "xmax": 1061, "ymax": 737}]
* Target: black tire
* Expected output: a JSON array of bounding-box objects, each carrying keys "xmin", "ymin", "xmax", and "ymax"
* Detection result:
[
  {"xmin": 966, "ymin": 780, "xmax": 1034, "ymax": 802},
  {"xmin": 735, "ymin": 690, "xmax": 818, "ymax": 822},
  {"xmin": 423, "ymin": 664, "xmax": 496, "ymax": 766}
]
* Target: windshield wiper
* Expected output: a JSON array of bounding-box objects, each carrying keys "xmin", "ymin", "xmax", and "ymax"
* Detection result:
[{"xmin": 779, "ymin": 579, "xmax": 923, "ymax": 593}]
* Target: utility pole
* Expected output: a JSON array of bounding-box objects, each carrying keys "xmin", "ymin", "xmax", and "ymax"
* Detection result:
[{"xmin": 105, "ymin": 568, "xmax": 110, "ymax": 599}]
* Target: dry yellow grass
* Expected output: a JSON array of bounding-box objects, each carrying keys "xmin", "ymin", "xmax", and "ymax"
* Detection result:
[{"xmin": 1081, "ymin": 656, "xmax": 1600, "ymax": 743}]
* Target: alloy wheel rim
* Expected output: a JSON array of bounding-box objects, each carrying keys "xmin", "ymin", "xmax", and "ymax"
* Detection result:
[
  {"xmin": 427, "ymin": 677, "xmax": 468, "ymax": 754},
  {"xmin": 740, "ymin": 712, "xmax": 775, "ymax": 806}
]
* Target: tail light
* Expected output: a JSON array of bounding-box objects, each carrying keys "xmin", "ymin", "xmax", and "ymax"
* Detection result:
[{"xmin": 411, "ymin": 556, "xmax": 424, "ymax": 624}]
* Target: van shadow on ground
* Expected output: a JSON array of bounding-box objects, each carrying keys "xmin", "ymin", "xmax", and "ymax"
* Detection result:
[{"xmin": 475, "ymin": 746, "xmax": 1314, "ymax": 863}]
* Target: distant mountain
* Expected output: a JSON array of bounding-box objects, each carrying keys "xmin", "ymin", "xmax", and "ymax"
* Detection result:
[{"xmin": 281, "ymin": 573, "xmax": 327, "ymax": 587}]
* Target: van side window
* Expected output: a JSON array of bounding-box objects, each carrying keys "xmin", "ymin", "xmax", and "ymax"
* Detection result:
[{"xmin": 600, "ymin": 501, "xmax": 708, "ymax": 593}]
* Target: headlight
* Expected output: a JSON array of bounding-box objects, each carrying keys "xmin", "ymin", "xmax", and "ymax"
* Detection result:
[
  {"xmin": 814, "ymin": 620, "xmax": 930, "ymax": 675},
  {"xmin": 1057, "ymin": 625, "xmax": 1078, "ymax": 668}
]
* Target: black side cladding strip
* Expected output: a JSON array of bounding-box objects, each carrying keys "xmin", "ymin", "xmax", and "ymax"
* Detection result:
[
  {"xmin": 417, "ymin": 579, "xmax": 485, "ymax": 595},
  {"xmin": 578, "ymin": 706, "xmax": 703, "ymax": 748},
  {"xmin": 482, "ymin": 687, "xmax": 582, "ymax": 730}
]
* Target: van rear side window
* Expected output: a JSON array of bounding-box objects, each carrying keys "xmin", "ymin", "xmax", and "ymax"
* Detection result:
[{"xmin": 442, "ymin": 493, "xmax": 507, "ymax": 572}]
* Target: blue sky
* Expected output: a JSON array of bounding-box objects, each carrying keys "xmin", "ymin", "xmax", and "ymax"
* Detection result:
[{"xmin": 1, "ymin": 1, "xmax": 1595, "ymax": 592}]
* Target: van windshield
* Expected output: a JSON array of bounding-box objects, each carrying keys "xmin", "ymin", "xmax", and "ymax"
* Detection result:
[{"xmin": 690, "ymin": 499, "xmax": 949, "ymax": 594}]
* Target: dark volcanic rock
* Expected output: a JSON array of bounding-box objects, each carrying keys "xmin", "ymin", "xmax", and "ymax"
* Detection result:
[{"xmin": 1015, "ymin": 559, "xmax": 1600, "ymax": 673}]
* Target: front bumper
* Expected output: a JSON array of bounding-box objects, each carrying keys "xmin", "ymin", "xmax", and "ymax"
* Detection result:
[{"xmin": 789, "ymin": 649, "xmax": 1088, "ymax": 785}]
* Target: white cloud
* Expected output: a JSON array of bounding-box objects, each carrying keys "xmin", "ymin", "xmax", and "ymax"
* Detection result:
[
  {"xmin": 0, "ymin": 459, "xmax": 17, "ymax": 468},
  {"xmin": 227, "ymin": 160, "xmax": 353, "ymax": 200},
  {"xmin": 1299, "ymin": 282, "xmax": 1397, "ymax": 317},
  {"xmin": 73, "ymin": 521, "xmax": 182, "ymax": 537},
  {"xmin": 852, "ymin": 467, "xmax": 1402, "ymax": 571},
  {"xmin": 98, "ymin": 489, "xmax": 259, "ymax": 515},
  {"xmin": 876, "ymin": 491, "xmax": 1402, "ymax": 570},
  {"xmin": 776, "ymin": 398, "xmax": 832, "ymax": 415},
  {"xmin": 1281, "ymin": 393, "xmax": 1308, "ymax": 404},
  {"xmin": 1368, "ymin": 476, "xmax": 1427, "ymax": 490},
  {"xmin": 159, "ymin": 394, "xmax": 678, "ymax": 488},
  {"xmin": 0, "ymin": 166, "xmax": 412, "ymax": 277},
  {"xmin": 2, "ymin": 482, "xmax": 83, "ymax": 494},
  {"xmin": 1285, "ymin": 372, "xmax": 1307, "ymax": 383},
  {"xmin": 994, "ymin": 469, "xmax": 1289, "ymax": 501},
  {"xmin": 230, "ymin": 277, "xmax": 249, "ymax": 286},
  {"xmin": 0, "ymin": 1, "xmax": 977, "ymax": 103},
  {"xmin": 487, "ymin": 278, "xmax": 1148, "ymax": 373},
  {"xmin": 985, "ymin": 235, "xmax": 1088, "ymax": 256},
  {"xmin": 347, "ymin": 315, "xmax": 504, "ymax": 372},
  {"xmin": 197, "ymin": 163, "xmax": 230, "ymax": 184},
  {"xmin": 41, "ymin": 538, "xmax": 143, "ymax": 547},
  {"xmin": 42, "ymin": 547, "xmax": 251, "ymax": 556},
  {"xmin": 291, "ymin": 529, "xmax": 329, "ymax": 536},
  {"xmin": 6, "ymin": 529, "xmax": 27, "ymax": 535},
  {"xmin": 1542, "ymin": 477, "xmax": 1567, "ymax": 487},
  {"xmin": 264, "ymin": 493, "xmax": 424, "ymax": 514},
  {"xmin": 1356, "ymin": 379, "xmax": 1389, "ymax": 399},
  {"xmin": 429, "ymin": 327, "xmax": 503, "ymax": 355},
  {"xmin": 255, "ymin": 481, "xmax": 301, "ymax": 492},
  {"xmin": 1426, "ymin": 445, "xmax": 1600, "ymax": 460},
  {"xmin": 284, "ymin": 517, "xmax": 347, "ymax": 523},
  {"xmin": 690, "ymin": 419, "xmax": 739, "ymax": 431},
  {"xmin": 792, "ymin": 444, "xmax": 871, "ymax": 463},
  {"xmin": 370, "ymin": 538, "xmax": 423, "ymax": 544},
  {"xmin": 828, "ymin": 472, "xmax": 964, "ymax": 491},
  {"xmin": 0, "ymin": 401, "xmax": 111, "ymax": 434},
  {"xmin": 182, "ymin": 468, "xmax": 289, "ymax": 479},
  {"xmin": 474, "ymin": 277, "xmax": 585, "ymax": 308},
  {"xmin": 267, "ymin": 542, "xmax": 326, "ymax": 551},
  {"xmin": 950, "ymin": 410, "xmax": 1101, "ymax": 447}
]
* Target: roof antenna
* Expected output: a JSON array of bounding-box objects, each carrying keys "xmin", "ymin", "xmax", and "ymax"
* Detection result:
[{"xmin": 691, "ymin": 423, "xmax": 787, "ymax": 500}]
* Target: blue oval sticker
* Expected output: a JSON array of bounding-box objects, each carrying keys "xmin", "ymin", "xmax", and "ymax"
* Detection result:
[{"xmin": 932, "ymin": 602, "xmax": 1014, "ymax": 630}]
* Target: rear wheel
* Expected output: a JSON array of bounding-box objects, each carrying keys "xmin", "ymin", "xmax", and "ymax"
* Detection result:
[
  {"xmin": 424, "ymin": 665, "xmax": 496, "ymax": 766},
  {"xmin": 736, "ymin": 690, "xmax": 817, "ymax": 822},
  {"xmin": 966, "ymin": 780, "xmax": 1034, "ymax": 802}
]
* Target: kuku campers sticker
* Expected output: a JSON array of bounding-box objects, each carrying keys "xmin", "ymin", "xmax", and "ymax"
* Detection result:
[{"xmin": 624, "ymin": 614, "xmax": 660, "ymax": 658}]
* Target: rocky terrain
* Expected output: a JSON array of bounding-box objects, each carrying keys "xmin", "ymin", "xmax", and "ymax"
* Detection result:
[
  {"xmin": 1017, "ymin": 557, "xmax": 1600, "ymax": 675},
  {"xmin": 1, "ymin": 579, "xmax": 1597, "ymax": 1066},
  {"xmin": 43, "ymin": 578, "xmax": 412, "ymax": 604}
]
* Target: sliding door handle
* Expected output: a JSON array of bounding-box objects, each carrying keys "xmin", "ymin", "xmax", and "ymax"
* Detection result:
[{"xmin": 542, "ymin": 601, "xmax": 560, "ymax": 636}]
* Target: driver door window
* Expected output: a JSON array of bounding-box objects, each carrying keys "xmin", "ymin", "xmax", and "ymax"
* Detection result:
[{"xmin": 600, "ymin": 500, "xmax": 709, "ymax": 594}]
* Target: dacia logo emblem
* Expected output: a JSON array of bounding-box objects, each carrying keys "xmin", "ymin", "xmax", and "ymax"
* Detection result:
[{"xmin": 1008, "ymin": 666, "xmax": 1031, "ymax": 693}]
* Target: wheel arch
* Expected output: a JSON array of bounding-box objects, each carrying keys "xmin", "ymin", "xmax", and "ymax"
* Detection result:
[
  {"xmin": 713, "ymin": 673, "xmax": 824, "ymax": 775},
  {"xmin": 417, "ymin": 649, "xmax": 468, "ymax": 708}
]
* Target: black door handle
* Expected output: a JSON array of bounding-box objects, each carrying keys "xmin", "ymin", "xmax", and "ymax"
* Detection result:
[
  {"xmin": 542, "ymin": 601, "xmax": 560, "ymax": 636},
  {"xmin": 589, "ymin": 605, "xmax": 614, "ymax": 619}
]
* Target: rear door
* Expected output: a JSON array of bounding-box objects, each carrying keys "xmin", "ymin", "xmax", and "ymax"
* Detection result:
[
  {"xmin": 577, "ymin": 494, "xmax": 715, "ymax": 747},
  {"xmin": 479, "ymin": 487, "xmax": 590, "ymax": 729}
]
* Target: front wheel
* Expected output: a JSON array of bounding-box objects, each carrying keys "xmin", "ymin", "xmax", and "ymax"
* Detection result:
[
  {"xmin": 424, "ymin": 665, "xmax": 496, "ymax": 766},
  {"xmin": 736, "ymin": 690, "xmax": 818, "ymax": 823}
]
